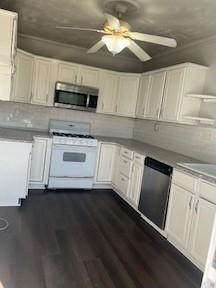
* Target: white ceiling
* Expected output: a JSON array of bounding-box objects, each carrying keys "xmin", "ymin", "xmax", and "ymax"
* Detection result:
[{"xmin": 2, "ymin": 0, "xmax": 216, "ymax": 60}]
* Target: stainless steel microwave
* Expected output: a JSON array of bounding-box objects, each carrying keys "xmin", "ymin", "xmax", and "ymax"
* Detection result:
[{"xmin": 54, "ymin": 82, "xmax": 98, "ymax": 112}]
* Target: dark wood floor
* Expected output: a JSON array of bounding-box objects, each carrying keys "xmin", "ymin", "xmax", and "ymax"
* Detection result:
[{"xmin": 0, "ymin": 189, "xmax": 202, "ymax": 288}]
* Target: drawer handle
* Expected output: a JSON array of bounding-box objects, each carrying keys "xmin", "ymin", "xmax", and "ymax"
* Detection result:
[
  {"xmin": 195, "ymin": 200, "xmax": 199, "ymax": 213},
  {"xmin": 121, "ymin": 178, "xmax": 125, "ymax": 182},
  {"xmin": 124, "ymin": 151, "xmax": 128, "ymax": 154},
  {"xmin": 123, "ymin": 160, "xmax": 128, "ymax": 164},
  {"xmin": 135, "ymin": 156, "xmax": 141, "ymax": 160}
]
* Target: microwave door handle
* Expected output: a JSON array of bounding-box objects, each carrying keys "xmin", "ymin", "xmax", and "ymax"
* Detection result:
[{"xmin": 86, "ymin": 94, "xmax": 90, "ymax": 108}]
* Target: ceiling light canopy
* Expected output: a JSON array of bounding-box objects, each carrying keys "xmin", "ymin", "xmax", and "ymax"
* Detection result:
[{"xmin": 102, "ymin": 35, "xmax": 130, "ymax": 55}]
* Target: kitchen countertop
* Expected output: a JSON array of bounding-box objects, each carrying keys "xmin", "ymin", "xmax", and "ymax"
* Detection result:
[
  {"xmin": 95, "ymin": 136, "xmax": 216, "ymax": 184},
  {"xmin": 0, "ymin": 127, "xmax": 51, "ymax": 143},
  {"xmin": 94, "ymin": 136, "xmax": 200, "ymax": 168},
  {"xmin": 0, "ymin": 127, "xmax": 215, "ymax": 184}
]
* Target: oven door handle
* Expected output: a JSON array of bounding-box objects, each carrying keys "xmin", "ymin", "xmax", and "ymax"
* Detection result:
[{"xmin": 52, "ymin": 144, "xmax": 97, "ymax": 152}]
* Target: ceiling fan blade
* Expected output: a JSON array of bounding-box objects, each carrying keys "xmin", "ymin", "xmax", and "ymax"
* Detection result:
[
  {"xmin": 127, "ymin": 39, "xmax": 152, "ymax": 62},
  {"xmin": 129, "ymin": 32, "xmax": 177, "ymax": 48},
  {"xmin": 104, "ymin": 13, "xmax": 120, "ymax": 30},
  {"xmin": 56, "ymin": 26, "xmax": 106, "ymax": 34},
  {"xmin": 87, "ymin": 40, "xmax": 105, "ymax": 54}
]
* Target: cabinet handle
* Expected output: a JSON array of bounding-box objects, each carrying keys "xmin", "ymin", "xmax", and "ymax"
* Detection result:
[
  {"xmin": 115, "ymin": 105, "xmax": 118, "ymax": 112},
  {"xmin": 121, "ymin": 178, "xmax": 125, "ymax": 182},
  {"xmin": 142, "ymin": 107, "xmax": 145, "ymax": 115},
  {"xmin": 123, "ymin": 160, "xmax": 128, "ymax": 164},
  {"xmin": 160, "ymin": 108, "xmax": 164, "ymax": 118},
  {"xmin": 135, "ymin": 156, "xmax": 141, "ymax": 160},
  {"xmin": 189, "ymin": 196, "xmax": 193, "ymax": 209},
  {"xmin": 195, "ymin": 200, "xmax": 199, "ymax": 213},
  {"xmin": 102, "ymin": 103, "xmax": 104, "ymax": 111},
  {"xmin": 75, "ymin": 75, "xmax": 77, "ymax": 83},
  {"xmin": 81, "ymin": 76, "xmax": 83, "ymax": 84}
]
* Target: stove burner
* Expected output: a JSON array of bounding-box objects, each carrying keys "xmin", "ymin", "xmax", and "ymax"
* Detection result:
[{"xmin": 52, "ymin": 132, "xmax": 95, "ymax": 139}]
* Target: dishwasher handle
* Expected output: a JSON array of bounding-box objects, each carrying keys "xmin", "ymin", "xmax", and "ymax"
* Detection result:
[{"xmin": 144, "ymin": 157, "xmax": 173, "ymax": 176}]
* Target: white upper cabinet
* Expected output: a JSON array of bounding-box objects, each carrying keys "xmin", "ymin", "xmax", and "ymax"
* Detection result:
[
  {"xmin": 136, "ymin": 74, "xmax": 151, "ymax": 118},
  {"xmin": 0, "ymin": 9, "xmax": 17, "ymax": 66},
  {"xmin": 97, "ymin": 71, "xmax": 119, "ymax": 114},
  {"xmin": 145, "ymin": 71, "xmax": 166, "ymax": 119},
  {"xmin": 32, "ymin": 57, "xmax": 56, "ymax": 106},
  {"xmin": 57, "ymin": 62, "xmax": 79, "ymax": 84},
  {"xmin": 116, "ymin": 74, "xmax": 140, "ymax": 117},
  {"xmin": 12, "ymin": 50, "xmax": 34, "ymax": 103},
  {"xmin": 57, "ymin": 62, "xmax": 99, "ymax": 88},
  {"xmin": 0, "ymin": 9, "xmax": 17, "ymax": 101},
  {"xmin": 79, "ymin": 66, "xmax": 99, "ymax": 88},
  {"xmin": 160, "ymin": 67, "xmax": 185, "ymax": 121}
]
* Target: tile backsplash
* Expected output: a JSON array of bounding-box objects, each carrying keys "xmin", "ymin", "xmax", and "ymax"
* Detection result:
[
  {"xmin": 0, "ymin": 101, "xmax": 134, "ymax": 138},
  {"xmin": 133, "ymin": 119, "xmax": 216, "ymax": 163}
]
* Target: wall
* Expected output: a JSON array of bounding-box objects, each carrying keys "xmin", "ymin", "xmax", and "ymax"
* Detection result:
[
  {"xmin": 0, "ymin": 101, "xmax": 134, "ymax": 138},
  {"xmin": 133, "ymin": 120, "xmax": 216, "ymax": 163},
  {"xmin": 18, "ymin": 34, "xmax": 143, "ymax": 73}
]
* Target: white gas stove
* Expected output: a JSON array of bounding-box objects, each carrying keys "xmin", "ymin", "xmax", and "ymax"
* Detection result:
[{"xmin": 48, "ymin": 120, "xmax": 98, "ymax": 189}]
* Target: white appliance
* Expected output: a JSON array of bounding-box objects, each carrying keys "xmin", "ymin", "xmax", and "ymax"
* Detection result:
[{"xmin": 48, "ymin": 120, "xmax": 98, "ymax": 189}]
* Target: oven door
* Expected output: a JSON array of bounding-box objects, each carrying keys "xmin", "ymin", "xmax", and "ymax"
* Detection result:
[{"xmin": 50, "ymin": 145, "xmax": 97, "ymax": 178}]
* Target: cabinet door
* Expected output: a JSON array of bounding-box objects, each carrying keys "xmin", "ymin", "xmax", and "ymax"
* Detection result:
[
  {"xmin": 96, "ymin": 143, "xmax": 115, "ymax": 183},
  {"xmin": 12, "ymin": 51, "xmax": 34, "ymax": 103},
  {"xmin": 145, "ymin": 71, "xmax": 166, "ymax": 119},
  {"xmin": 0, "ymin": 9, "xmax": 17, "ymax": 65},
  {"xmin": 166, "ymin": 184, "xmax": 194, "ymax": 249},
  {"xmin": 79, "ymin": 66, "xmax": 99, "ymax": 88},
  {"xmin": 128, "ymin": 162, "xmax": 144, "ymax": 207},
  {"xmin": 30, "ymin": 138, "xmax": 48, "ymax": 183},
  {"xmin": 112, "ymin": 145, "xmax": 121, "ymax": 188},
  {"xmin": 57, "ymin": 62, "xmax": 79, "ymax": 84},
  {"xmin": 117, "ymin": 75, "xmax": 140, "ymax": 117},
  {"xmin": 189, "ymin": 198, "xmax": 216, "ymax": 266},
  {"xmin": 98, "ymin": 72, "xmax": 119, "ymax": 114},
  {"xmin": 161, "ymin": 68, "xmax": 185, "ymax": 121},
  {"xmin": 32, "ymin": 58, "xmax": 51, "ymax": 105},
  {"xmin": 136, "ymin": 74, "xmax": 151, "ymax": 118}
]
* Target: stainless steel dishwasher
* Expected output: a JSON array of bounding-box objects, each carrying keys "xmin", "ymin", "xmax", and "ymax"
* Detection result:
[{"xmin": 138, "ymin": 157, "xmax": 173, "ymax": 230}]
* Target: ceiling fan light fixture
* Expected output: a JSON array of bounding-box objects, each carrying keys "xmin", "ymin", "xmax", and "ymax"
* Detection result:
[{"xmin": 102, "ymin": 35, "xmax": 130, "ymax": 55}]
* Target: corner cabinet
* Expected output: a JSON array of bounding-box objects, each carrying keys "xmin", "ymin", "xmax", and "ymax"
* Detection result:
[
  {"xmin": 116, "ymin": 74, "xmax": 140, "ymax": 117},
  {"xmin": 97, "ymin": 71, "xmax": 119, "ymax": 114},
  {"xmin": 29, "ymin": 137, "xmax": 52, "ymax": 189},
  {"xmin": 95, "ymin": 143, "xmax": 116, "ymax": 184},
  {"xmin": 145, "ymin": 71, "xmax": 166, "ymax": 119}
]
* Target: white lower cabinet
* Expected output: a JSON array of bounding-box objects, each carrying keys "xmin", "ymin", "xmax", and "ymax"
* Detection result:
[
  {"xmin": 166, "ymin": 170, "xmax": 216, "ymax": 270},
  {"xmin": 189, "ymin": 197, "xmax": 216, "ymax": 266},
  {"xmin": 29, "ymin": 137, "xmax": 52, "ymax": 188},
  {"xmin": 127, "ymin": 159, "xmax": 144, "ymax": 208},
  {"xmin": 112, "ymin": 145, "xmax": 121, "ymax": 189},
  {"xmin": 95, "ymin": 143, "xmax": 115, "ymax": 183},
  {"xmin": 166, "ymin": 184, "xmax": 194, "ymax": 249}
]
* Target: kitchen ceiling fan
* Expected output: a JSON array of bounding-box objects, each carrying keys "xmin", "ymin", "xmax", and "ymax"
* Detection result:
[{"xmin": 56, "ymin": 2, "xmax": 177, "ymax": 62}]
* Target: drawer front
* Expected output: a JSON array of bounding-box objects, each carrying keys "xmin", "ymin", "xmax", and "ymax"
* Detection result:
[
  {"xmin": 119, "ymin": 174, "xmax": 129, "ymax": 195},
  {"xmin": 172, "ymin": 170, "xmax": 197, "ymax": 193},
  {"xmin": 120, "ymin": 147, "xmax": 133, "ymax": 160},
  {"xmin": 199, "ymin": 181, "xmax": 216, "ymax": 205},
  {"xmin": 120, "ymin": 156, "xmax": 133, "ymax": 178},
  {"xmin": 133, "ymin": 152, "xmax": 145, "ymax": 165}
]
